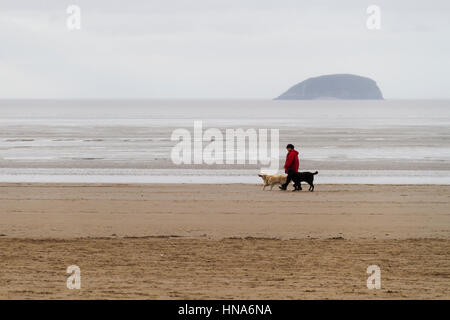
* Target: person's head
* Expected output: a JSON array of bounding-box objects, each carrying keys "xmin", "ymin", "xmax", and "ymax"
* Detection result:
[{"xmin": 286, "ymin": 144, "xmax": 294, "ymax": 152}]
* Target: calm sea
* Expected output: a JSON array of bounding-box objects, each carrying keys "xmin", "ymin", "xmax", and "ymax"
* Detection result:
[{"xmin": 0, "ymin": 99, "xmax": 449, "ymax": 184}]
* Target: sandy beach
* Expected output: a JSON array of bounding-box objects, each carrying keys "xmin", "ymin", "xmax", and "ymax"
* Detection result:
[{"xmin": 0, "ymin": 183, "xmax": 449, "ymax": 299}]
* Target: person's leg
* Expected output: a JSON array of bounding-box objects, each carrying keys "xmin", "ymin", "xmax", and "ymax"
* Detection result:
[
  {"xmin": 292, "ymin": 173, "xmax": 301, "ymax": 191},
  {"xmin": 293, "ymin": 180, "xmax": 301, "ymax": 191},
  {"xmin": 280, "ymin": 169, "xmax": 294, "ymax": 190}
]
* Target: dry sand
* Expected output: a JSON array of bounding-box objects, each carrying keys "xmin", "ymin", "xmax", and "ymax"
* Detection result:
[{"xmin": 0, "ymin": 183, "xmax": 449, "ymax": 299}]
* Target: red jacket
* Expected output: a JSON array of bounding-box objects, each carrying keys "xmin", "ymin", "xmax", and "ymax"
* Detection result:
[{"xmin": 284, "ymin": 149, "xmax": 299, "ymax": 173}]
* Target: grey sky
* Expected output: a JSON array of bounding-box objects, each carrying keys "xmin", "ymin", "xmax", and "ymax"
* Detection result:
[{"xmin": 1, "ymin": 0, "xmax": 449, "ymax": 99}]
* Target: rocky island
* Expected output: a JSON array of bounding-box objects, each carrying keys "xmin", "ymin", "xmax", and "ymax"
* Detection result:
[{"xmin": 275, "ymin": 74, "xmax": 383, "ymax": 100}]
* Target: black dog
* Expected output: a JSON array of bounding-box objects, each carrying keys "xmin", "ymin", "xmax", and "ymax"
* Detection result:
[{"xmin": 292, "ymin": 171, "xmax": 319, "ymax": 192}]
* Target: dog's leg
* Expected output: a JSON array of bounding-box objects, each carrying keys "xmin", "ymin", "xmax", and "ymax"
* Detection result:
[
  {"xmin": 263, "ymin": 184, "xmax": 266, "ymax": 191},
  {"xmin": 270, "ymin": 184, "xmax": 274, "ymax": 191},
  {"xmin": 309, "ymin": 183, "xmax": 314, "ymax": 192}
]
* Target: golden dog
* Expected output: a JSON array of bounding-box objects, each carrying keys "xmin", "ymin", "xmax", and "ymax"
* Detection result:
[{"xmin": 258, "ymin": 174, "xmax": 287, "ymax": 191}]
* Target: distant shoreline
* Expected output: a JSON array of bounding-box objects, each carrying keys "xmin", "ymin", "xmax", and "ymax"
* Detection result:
[{"xmin": 0, "ymin": 169, "xmax": 449, "ymax": 184}]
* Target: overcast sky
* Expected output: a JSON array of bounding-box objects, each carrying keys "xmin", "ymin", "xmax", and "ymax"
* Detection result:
[{"xmin": 1, "ymin": 0, "xmax": 449, "ymax": 99}]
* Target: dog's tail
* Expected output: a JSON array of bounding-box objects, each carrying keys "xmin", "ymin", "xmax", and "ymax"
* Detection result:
[{"xmin": 313, "ymin": 171, "xmax": 319, "ymax": 175}]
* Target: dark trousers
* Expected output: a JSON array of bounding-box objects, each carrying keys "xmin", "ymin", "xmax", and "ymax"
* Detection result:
[{"xmin": 282, "ymin": 169, "xmax": 297, "ymax": 188}]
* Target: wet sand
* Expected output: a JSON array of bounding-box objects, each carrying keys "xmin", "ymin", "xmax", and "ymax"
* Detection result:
[
  {"xmin": 0, "ymin": 183, "xmax": 449, "ymax": 299},
  {"xmin": 1, "ymin": 183, "xmax": 449, "ymax": 239}
]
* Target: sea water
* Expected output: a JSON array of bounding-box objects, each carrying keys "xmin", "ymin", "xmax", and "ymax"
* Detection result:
[{"xmin": 0, "ymin": 99, "xmax": 448, "ymax": 184}]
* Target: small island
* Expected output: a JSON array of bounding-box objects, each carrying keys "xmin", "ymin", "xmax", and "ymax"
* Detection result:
[{"xmin": 275, "ymin": 74, "xmax": 384, "ymax": 100}]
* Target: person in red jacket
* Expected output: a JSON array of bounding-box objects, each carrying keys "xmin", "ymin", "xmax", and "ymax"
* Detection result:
[{"xmin": 279, "ymin": 144, "xmax": 299, "ymax": 190}]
